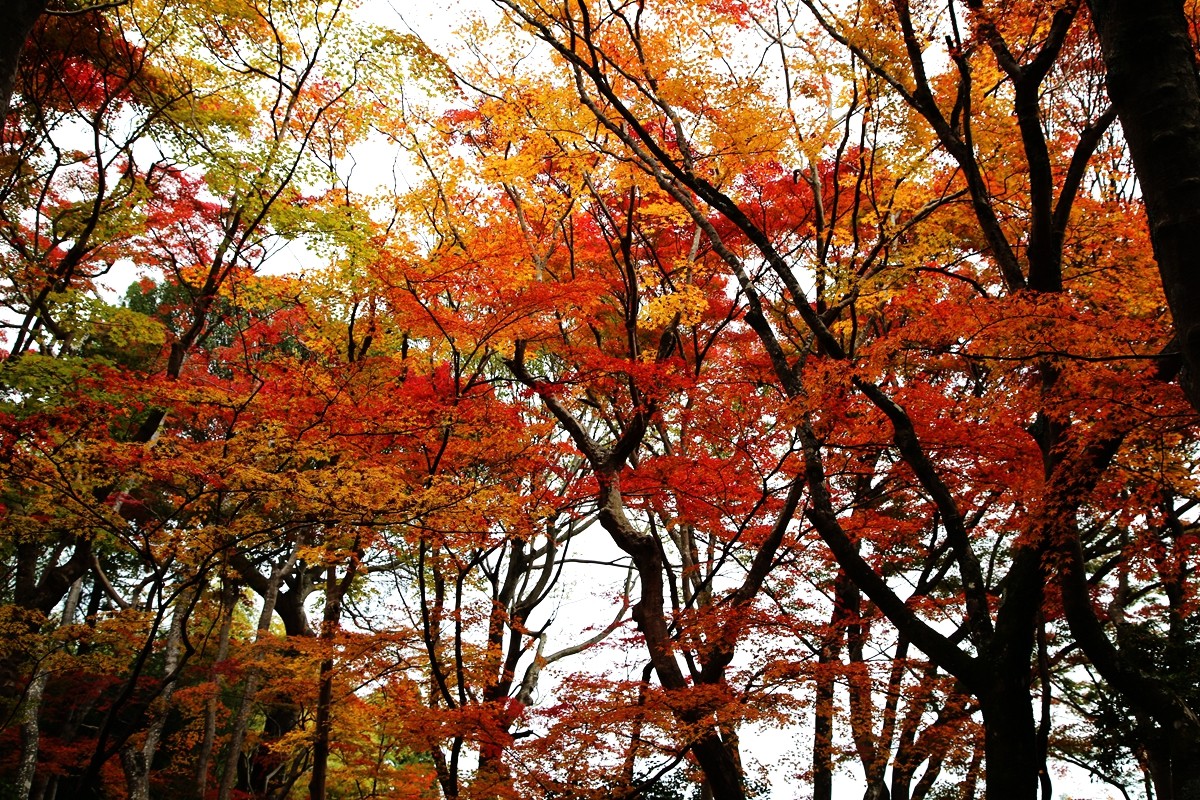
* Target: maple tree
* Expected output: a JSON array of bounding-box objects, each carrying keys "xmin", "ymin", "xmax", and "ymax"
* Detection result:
[
  {"xmin": 393, "ymin": 15, "xmax": 978, "ymax": 799},
  {"xmin": 467, "ymin": 1, "xmax": 1197, "ymax": 798},
  {"xmin": 1, "ymin": 0, "xmax": 1198, "ymax": 799},
  {"xmin": 1, "ymin": 1, "xmax": 463, "ymax": 798}
]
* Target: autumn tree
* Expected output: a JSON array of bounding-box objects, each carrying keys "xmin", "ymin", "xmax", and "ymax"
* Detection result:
[
  {"xmin": 474, "ymin": 1, "xmax": 1196, "ymax": 799},
  {"xmin": 3, "ymin": 2, "xmax": 1198, "ymax": 800},
  {"xmin": 1076, "ymin": 7, "xmax": 1200, "ymax": 791},
  {"xmin": 0, "ymin": 0, "xmax": 442, "ymax": 796},
  {"xmin": 392, "ymin": 17, "xmax": 1006, "ymax": 799}
]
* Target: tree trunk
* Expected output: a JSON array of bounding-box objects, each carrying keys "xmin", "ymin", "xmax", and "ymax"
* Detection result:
[
  {"xmin": 227, "ymin": 553, "xmax": 316, "ymax": 798},
  {"xmin": 1167, "ymin": 731, "xmax": 1200, "ymax": 800},
  {"xmin": 18, "ymin": 667, "xmax": 49, "ymax": 798},
  {"xmin": 812, "ymin": 627, "xmax": 838, "ymax": 800},
  {"xmin": 1088, "ymin": 0, "xmax": 1200, "ymax": 411},
  {"xmin": 18, "ymin": 578, "xmax": 83, "ymax": 798},
  {"xmin": 309, "ymin": 564, "xmax": 347, "ymax": 800},
  {"xmin": 598, "ymin": 480, "xmax": 747, "ymax": 800},
  {"xmin": 978, "ymin": 680, "xmax": 1040, "ymax": 800},
  {"xmin": 195, "ymin": 581, "xmax": 237, "ymax": 799},
  {"xmin": 122, "ymin": 587, "xmax": 191, "ymax": 800},
  {"xmin": 0, "ymin": 0, "xmax": 45, "ymax": 128},
  {"xmin": 218, "ymin": 546, "xmax": 299, "ymax": 800},
  {"xmin": 960, "ymin": 740, "xmax": 983, "ymax": 800}
]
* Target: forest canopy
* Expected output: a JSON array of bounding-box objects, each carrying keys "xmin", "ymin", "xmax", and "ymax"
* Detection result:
[{"xmin": 0, "ymin": 1, "xmax": 1197, "ymax": 799}]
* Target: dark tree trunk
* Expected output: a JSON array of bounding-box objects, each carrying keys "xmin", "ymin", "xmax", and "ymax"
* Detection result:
[
  {"xmin": 1136, "ymin": 717, "xmax": 1200, "ymax": 800},
  {"xmin": 1171, "ymin": 735, "xmax": 1200, "ymax": 800},
  {"xmin": 978, "ymin": 679, "xmax": 1040, "ymax": 800},
  {"xmin": 0, "ymin": 0, "xmax": 46, "ymax": 128},
  {"xmin": 812, "ymin": 587, "xmax": 844, "ymax": 800},
  {"xmin": 310, "ymin": 552, "xmax": 358, "ymax": 800},
  {"xmin": 308, "ymin": 581, "xmax": 338, "ymax": 800},
  {"xmin": 1075, "ymin": 7, "xmax": 1200, "ymax": 781},
  {"xmin": 1088, "ymin": 0, "xmax": 1200, "ymax": 411},
  {"xmin": 812, "ymin": 650, "xmax": 836, "ymax": 800},
  {"xmin": 591, "ymin": 472, "xmax": 747, "ymax": 800}
]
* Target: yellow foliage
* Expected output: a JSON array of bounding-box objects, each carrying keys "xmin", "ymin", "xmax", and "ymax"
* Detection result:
[{"xmin": 640, "ymin": 284, "xmax": 708, "ymax": 328}]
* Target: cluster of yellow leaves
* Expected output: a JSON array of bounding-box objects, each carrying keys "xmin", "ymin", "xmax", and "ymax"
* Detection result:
[{"xmin": 640, "ymin": 284, "xmax": 709, "ymax": 328}]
